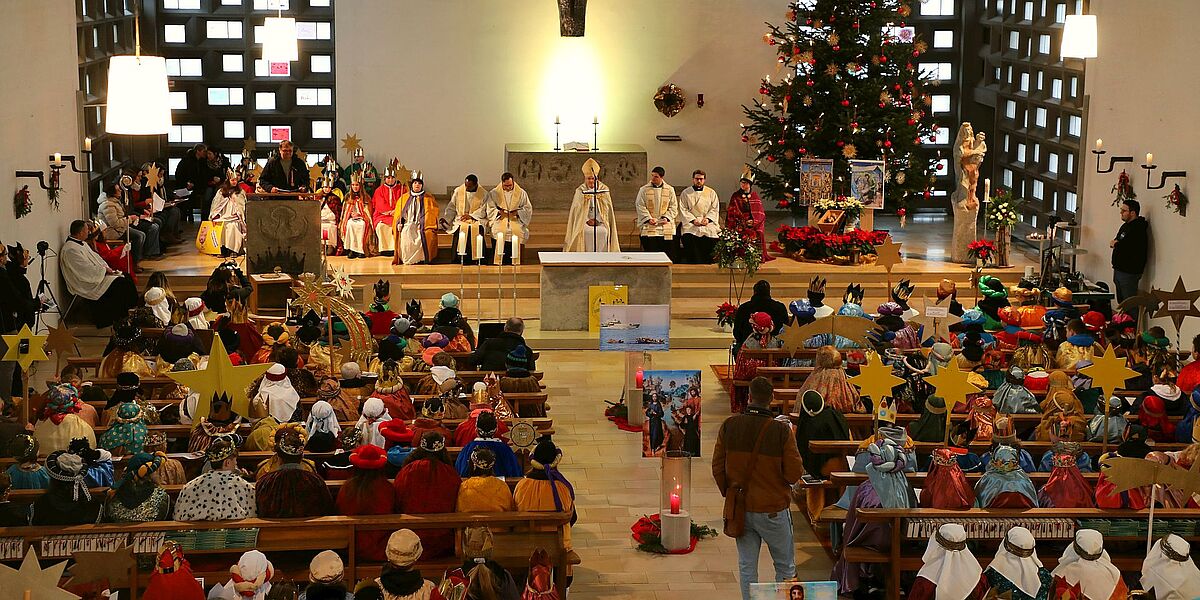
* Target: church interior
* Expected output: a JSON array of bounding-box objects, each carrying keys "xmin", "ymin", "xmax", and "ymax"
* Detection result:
[{"xmin": 2, "ymin": 1, "xmax": 1200, "ymax": 599}]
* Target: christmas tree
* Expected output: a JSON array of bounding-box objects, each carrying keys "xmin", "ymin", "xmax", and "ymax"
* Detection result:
[{"xmin": 742, "ymin": 0, "xmax": 938, "ymax": 219}]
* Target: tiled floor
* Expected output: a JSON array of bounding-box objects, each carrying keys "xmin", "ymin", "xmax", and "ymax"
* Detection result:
[{"xmin": 541, "ymin": 349, "xmax": 832, "ymax": 599}]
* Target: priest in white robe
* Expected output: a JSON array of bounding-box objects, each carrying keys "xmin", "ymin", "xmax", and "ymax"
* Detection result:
[
  {"xmin": 60, "ymin": 219, "xmax": 139, "ymax": 328},
  {"xmin": 564, "ymin": 158, "xmax": 619, "ymax": 252},
  {"xmin": 209, "ymin": 172, "xmax": 247, "ymax": 257},
  {"xmin": 476, "ymin": 172, "xmax": 533, "ymax": 265},
  {"xmin": 634, "ymin": 166, "xmax": 678, "ymax": 256},
  {"xmin": 677, "ymin": 169, "xmax": 721, "ymax": 264},
  {"xmin": 442, "ymin": 174, "xmax": 488, "ymax": 264}
]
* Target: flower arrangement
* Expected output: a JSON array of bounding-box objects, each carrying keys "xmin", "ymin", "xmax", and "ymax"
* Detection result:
[
  {"xmin": 715, "ymin": 302, "xmax": 737, "ymax": 328},
  {"xmin": 13, "ymin": 185, "xmax": 32, "ymax": 219},
  {"xmin": 713, "ymin": 227, "xmax": 763, "ymax": 276},
  {"xmin": 985, "ymin": 187, "xmax": 1023, "ymax": 230},
  {"xmin": 774, "ymin": 225, "xmax": 887, "ymax": 262},
  {"xmin": 812, "ymin": 195, "xmax": 865, "ymax": 221},
  {"xmin": 967, "ymin": 239, "xmax": 997, "ymax": 263},
  {"xmin": 1165, "ymin": 184, "xmax": 1188, "ymax": 216}
]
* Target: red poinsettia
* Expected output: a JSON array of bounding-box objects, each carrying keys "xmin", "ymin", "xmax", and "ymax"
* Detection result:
[
  {"xmin": 967, "ymin": 239, "xmax": 997, "ymax": 262},
  {"xmin": 716, "ymin": 302, "xmax": 737, "ymax": 327}
]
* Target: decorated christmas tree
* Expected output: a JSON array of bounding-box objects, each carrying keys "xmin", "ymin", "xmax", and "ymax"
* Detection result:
[{"xmin": 742, "ymin": 0, "xmax": 938, "ymax": 219}]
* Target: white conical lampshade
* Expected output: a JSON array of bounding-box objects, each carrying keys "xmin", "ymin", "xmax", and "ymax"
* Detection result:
[
  {"xmin": 262, "ymin": 17, "xmax": 298, "ymax": 62},
  {"xmin": 105, "ymin": 55, "xmax": 172, "ymax": 135},
  {"xmin": 1061, "ymin": 14, "xmax": 1097, "ymax": 59}
]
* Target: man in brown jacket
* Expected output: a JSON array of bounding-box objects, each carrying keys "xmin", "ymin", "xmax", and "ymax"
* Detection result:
[{"xmin": 713, "ymin": 376, "xmax": 805, "ymax": 600}]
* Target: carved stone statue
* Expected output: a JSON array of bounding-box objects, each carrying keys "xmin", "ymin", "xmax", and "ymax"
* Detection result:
[{"xmin": 950, "ymin": 122, "xmax": 987, "ymax": 263}]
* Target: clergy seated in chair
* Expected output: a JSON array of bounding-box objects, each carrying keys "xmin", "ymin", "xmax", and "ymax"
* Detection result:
[
  {"xmin": 174, "ymin": 434, "xmax": 256, "ymax": 521},
  {"xmin": 60, "ymin": 219, "xmax": 140, "ymax": 328}
]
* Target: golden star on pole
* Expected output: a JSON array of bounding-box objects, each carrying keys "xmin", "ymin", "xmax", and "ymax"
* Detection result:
[
  {"xmin": 785, "ymin": 314, "xmax": 880, "ymax": 350},
  {"xmin": 243, "ymin": 138, "xmax": 257, "ymax": 154},
  {"xmin": 1151, "ymin": 276, "xmax": 1200, "ymax": 332},
  {"xmin": 873, "ymin": 235, "xmax": 903, "ymax": 274},
  {"xmin": 44, "ymin": 323, "xmax": 79, "ymax": 358},
  {"xmin": 778, "ymin": 321, "xmax": 810, "ymax": 357},
  {"xmin": 341, "ymin": 133, "xmax": 363, "ymax": 154},
  {"xmin": 146, "ymin": 163, "xmax": 163, "ymax": 191},
  {"xmin": 165, "ymin": 335, "xmax": 271, "ymax": 421},
  {"xmin": 309, "ymin": 162, "xmax": 326, "ymax": 189},
  {"xmin": 1079, "ymin": 345, "xmax": 1139, "ymax": 396},
  {"xmin": 906, "ymin": 292, "xmax": 961, "ymax": 343},
  {"xmin": 0, "ymin": 549, "xmax": 78, "ymax": 600},
  {"xmin": 1, "ymin": 324, "xmax": 48, "ymax": 370},
  {"xmin": 67, "ymin": 545, "xmax": 134, "ymax": 589},
  {"xmin": 851, "ymin": 351, "xmax": 905, "ymax": 405},
  {"xmin": 927, "ymin": 359, "xmax": 981, "ymax": 445}
]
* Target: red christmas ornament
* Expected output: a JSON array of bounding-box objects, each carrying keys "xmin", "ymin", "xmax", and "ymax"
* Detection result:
[
  {"xmin": 894, "ymin": 84, "xmax": 902, "ymax": 91},
  {"xmin": 832, "ymin": 45, "xmax": 840, "ymax": 51},
  {"xmin": 741, "ymin": 135, "xmax": 749, "ymax": 143},
  {"xmin": 913, "ymin": 51, "xmax": 920, "ymax": 57},
  {"xmin": 836, "ymin": 140, "xmax": 845, "ymax": 147},
  {"xmin": 871, "ymin": 1, "xmax": 877, "ymax": 6},
  {"xmin": 806, "ymin": 19, "xmax": 812, "ymax": 25},
  {"xmin": 778, "ymin": 117, "xmax": 786, "ymax": 123},
  {"xmin": 853, "ymin": 21, "xmax": 860, "ymax": 29},
  {"xmin": 841, "ymin": 99, "xmax": 850, "ymax": 107},
  {"xmin": 809, "ymin": 58, "xmax": 817, "ymax": 65},
  {"xmin": 777, "ymin": 139, "xmax": 786, "ymax": 145},
  {"xmin": 760, "ymin": 86, "xmax": 769, "ymax": 95},
  {"xmin": 806, "ymin": 79, "xmax": 814, "ymax": 86},
  {"xmin": 785, "ymin": 94, "xmax": 792, "ymax": 101},
  {"xmin": 907, "ymin": 118, "xmax": 916, "ymax": 126},
  {"xmin": 907, "ymin": 80, "xmax": 914, "ymax": 88},
  {"xmin": 767, "ymin": 155, "xmax": 777, "ymax": 163},
  {"xmin": 884, "ymin": 140, "xmax": 893, "ymax": 148},
  {"xmin": 799, "ymin": 148, "xmax": 807, "ymax": 154},
  {"xmin": 880, "ymin": 55, "xmax": 888, "ymax": 63},
  {"xmin": 793, "ymin": 46, "xmax": 801, "ymax": 55}
]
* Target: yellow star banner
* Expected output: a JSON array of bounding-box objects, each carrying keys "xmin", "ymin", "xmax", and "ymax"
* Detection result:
[
  {"xmin": 165, "ymin": 335, "xmax": 271, "ymax": 420},
  {"xmin": 1078, "ymin": 346, "xmax": 1139, "ymax": 396},
  {"xmin": 850, "ymin": 352, "xmax": 904, "ymax": 406},
  {"xmin": 1, "ymin": 324, "xmax": 48, "ymax": 370},
  {"xmin": 926, "ymin": 360, "xmax": 981, "ymax": 446},
  {"xmin": 872, "ymin": 235, "xmax": 903, "ymax": 274}
]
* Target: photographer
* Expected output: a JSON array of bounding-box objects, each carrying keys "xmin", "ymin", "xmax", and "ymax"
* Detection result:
[
  {"xmin": 200, "ymin": 261, "xmax": 252, "ymax": 315},
  {"xmin": 5, "ymin": 243, "xmax": 36, "ymax": 329},
  {"xmin": 0, "ymin": 242, "xmax": 35, "ymax": 404}
]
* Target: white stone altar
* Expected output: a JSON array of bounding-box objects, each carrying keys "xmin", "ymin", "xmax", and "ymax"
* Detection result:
[
  {"xmin": 505, "ymin": 144, "xmax": 647, "ymax": 210},
  {"xmin": 539, "ymin": 252, "xmax": 672, "ymax": 331}
]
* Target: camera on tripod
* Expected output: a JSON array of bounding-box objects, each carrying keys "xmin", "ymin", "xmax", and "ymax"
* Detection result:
[{"xmin": 36, "ymin": 240, "xmax": 50, "ymax": 256}]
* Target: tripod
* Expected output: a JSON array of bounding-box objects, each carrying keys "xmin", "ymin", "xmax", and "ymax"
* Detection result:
[{"xmin": 33, "ymin": 249, "xmax": 62, "ymax": 333}]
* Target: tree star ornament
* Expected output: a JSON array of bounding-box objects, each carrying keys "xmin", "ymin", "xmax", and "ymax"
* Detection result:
[
  {"xmin": 165, "ymin": 335, "xmax": 271, "ymax": 420},
  {"xmin": 1150, "ymin": 276, "xmax": 1200, "ymax": 332},
  {"xmin": 67, "ymin": 545, "xmax": 134, "ymax": 589},
  {"xmin": 341, "ymin": 133, "xmax": 363, "ymax": 154},
  {"xmin": 851, "ymin": 352, "xmax": 904, "ymax": 406},
  {"xmin": 1, "ymin": 324, "xmax": 48, "ymax": 370},
  {"xmin": 926, "ymin": 360, "xmax": 981, "ymax": 445},
  {"xmin": 0, "ymin": 548, "xmax": 78, "ymax": 600},
  {"xmin": 872, "ymin": 235, "xmax": 903, "ymax": 274},
  {"xmin": 1079, "ymin": 346, "xmax": 1139, "ymax": 396}
]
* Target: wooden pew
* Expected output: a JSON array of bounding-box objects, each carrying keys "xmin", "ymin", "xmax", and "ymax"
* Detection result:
[
  {"xmin": 807, "ymin": 438, "xmax": 1190, "ymax": 456},
  {"xmin": 820, "ymin": 470, "xmax": 1101, "ymax": 487},
  {"xmin": 82, "ymin": 392, "xmax": 553, "ymax": 420},
  {"xmin": 86, "ymin": 417, "xmax": 554, "ymax": 439},
  {"xmin": 54, "ymin": 370, "xmax": 546, "ymax": 392}
]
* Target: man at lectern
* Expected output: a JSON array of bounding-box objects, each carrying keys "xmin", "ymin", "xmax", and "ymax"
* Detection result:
[
  {"xmin": 564, "ymin": 158, "xmax": 619, "ymax": 252},
  {"xmin": 258, "ymin": 140, "xmax": 310, "ymax": 194}
]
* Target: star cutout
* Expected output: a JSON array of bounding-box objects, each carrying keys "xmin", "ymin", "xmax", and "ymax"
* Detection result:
[
  {"xmin": 0, "ymin": 549, "xmax": 78, "ymax": 600},
  {"xmin": 873, "ymin": 235, "xmax": 903, "ymax": 274},
  {"xmin": 851, "ymin": 351, "xmax": 904, "ymax": 405},
  {"xmin": 1151, "ymin": 276, "xmax": 1200, "ymax": 332},
  {"xmin": 906, "ymin": 292, "xmax": 962, "ymax": 342},
  {"xmin": 341, "ymin": 133, "xmax": 363, "ymax": 154},
  {"xmin": 293, "ymin": 272, "xmax": 338, "ymax": 314},
  {"xmin": 165, "ymin": 335, "xmax": 271, "ymax": 420},
  {"xmin": 243, "ymin": 138, "xmax": 257, "ymax": 153},
  {"xmin": 778, "ymin": 321, "xmax": 810, "ymax": 357},
  {"xmin": 67, "ymin": 546, "xmax": 134, "ymax": 589},
  {"xmin": 309, "ymin": 163, "xmax": 326, "ymax": 190},
  {"xmin": 44, "ymin": 323, "xmax": 79, "ymax": 359},
  {"xmin": 251, "ymin": 161, "xmax": 264, "ymax": 183},
  {"xmin": 331, "ymin": 266, "xmax": 355, "ymax": 300},
  {"xmin": 786, "ymin": 314, "xmax": 879, "ymax": 349},
  {"xmin": 1, "ymin": 324, "xmax": 48, "ymax": 370},
  {"xmin": 926, "ymin": 360, "xmax": 981, "ymax": 444},
  {"xmin": 146, "ymin": 164, "xmax": 163, "ymax": 191},
  {"xmin": 295, "ymin": 148, "xmax": 308, "ymax": 163},
  {"xmin": 1079, "ymin": 345, "xmax": 1140, "ymax": 396}
]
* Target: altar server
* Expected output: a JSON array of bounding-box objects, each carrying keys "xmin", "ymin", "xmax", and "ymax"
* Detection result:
[
  {"xmin": 565, "ymin": 158, "xmax": 619, "ymax": 252},
  {"xmin": 479, "ymin": 172, "xmax": 533, "ymax": 265},
  {"xmin": 635, "ymin": 166, "xmax": 678, "ymax": 255},
  {"xmin": 678, "ymin": 169, "xmax": 720, "ymax": 264},
  {"xmin": 444, "ymin": 174, "xmax": 489, "ymax": 264},
  {"xmin": 371, "ymin": 159, "xmax": 406, "ymax": 257},
  {"xmin": 394, "ymin": 172, "xmax": 440, "ymax": 265}
]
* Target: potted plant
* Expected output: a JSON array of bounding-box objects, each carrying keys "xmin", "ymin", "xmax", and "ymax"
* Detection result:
[
  {"xmin": 715, "ymin": 302, "xmax": 737, "ymax": 332},
  {"xmin": 967, "ymin": 239, "xmax": 997, "ymax": 267},
  {"xmin": 984, "ymin": 187, "xmax": 1023, "ymax": 267},
  {"xmin": 714, "ymin": 228, "xmax": 763, "ymax": 306}
]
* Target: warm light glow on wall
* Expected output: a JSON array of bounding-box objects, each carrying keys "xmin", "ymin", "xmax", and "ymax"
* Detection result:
[
  {"xmin": 539, "ymin": 38, "xmax": 605, "ymax": 145},
  {"xmin": 262, "ymin": 17, "xmax": 299, "ymax": 62}
]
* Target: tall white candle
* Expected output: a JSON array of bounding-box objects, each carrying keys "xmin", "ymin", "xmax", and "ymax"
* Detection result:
[
  {"xmin": 457, "ymin": 229, "xmax": 468, "ymax": 255},
  {"xmin": 1146, "ymin": 152, "xmax": 1154, "ymax": 165},
  {"xmin": 84, "ymin": 137, "xmax": 92, "ymax": 152},
  {"xmin": 494, "ymin": 232, "xmax": 505, "ymax": 257},
  {"xmin": 983, "ymin": 178, "xmax": 991, "ymax": 202},
  {"xmin": 512, "ymin": 236, "xmax": 521, "ymax": 265},
  {"xmin": 53, "ymin": 153, "xmax": 61, "ymax": 165},
  {"xmin": 1095, "ymin": 138, "xmax": 1103, "ymax": 151},
  {"xmin": 474, "ymin": 234, "xmax": 484, "ymax": 260}
]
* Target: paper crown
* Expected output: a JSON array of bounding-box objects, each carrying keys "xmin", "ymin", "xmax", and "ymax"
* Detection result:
[
  {"xmin": 410, "ymin": 169, "xmax": 423, "ymax": 182},
  {"xmin": 740, "ymin": 164, "xmax": 755, "ymax": 183},
  {"xmin": 892, "ymin": 279, "xmax": 915, "ymax": 302},
  {"xmin": 844, "ymin": 284, "xmax": 865, "ymax": 305},
  {"xmin": 875, "ymin": 398, "xmax": 896, "ymax": 424},
  {"xmin": 385, "ymin": 158, "xmax": 400, "ymax": 178},
  {"xmin": 808, "ymin": 276, "xmax": 827, "ymax": 295},
  {"xmin": 353, "ymin": 146, "xmax": 365, "ymax": 158}
]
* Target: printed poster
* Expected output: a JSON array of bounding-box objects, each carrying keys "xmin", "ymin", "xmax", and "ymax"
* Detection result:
[
  {"xmin": 850, "ymin": 159, "xmax": 886, "ymax": 209},
  {"xmin": 642, "ymin": 370, "xmax": 701, "ymax": 458},
  {"xmin": 750, "ymin": 581, "xmax": 838, "ymax": 600},
  {"xmin": 799, "ymin": 158, "xmax": 834, "ymax": 206},
  {"xmin": 588, "ymin": 285, "xmax": 627, "ymax": 333},
  {"xmin": 599, "ymin": 304, "xmax": 670, "ymax": 351}
]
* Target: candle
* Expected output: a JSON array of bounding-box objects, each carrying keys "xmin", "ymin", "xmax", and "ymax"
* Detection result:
[
  {"xmin": 494, "ymin": 232, "xmax": 505, "ymax": 257},
  {"xmin": 1145, "ymin": 152, "xmax": 1154, "ymax": 165},
  {"xmin": 635, "ymin": 368, "xmax": 644, "ymax": 388},
  {"xmin": 983, "ymin": 178, "xmax": 990, "ymax": 201},
  {"xmin": 669, "ymin": 484, "xmax": 682, "ymax": 514},
  {"xmin": 554, "ymin": 115, "xmax": 560, "ymax": 125},
  {"xmin": 512, "ymin": 235, "xmax": 521, "ymax": 265},
  {"xmin": 53, "ymin": 152, "xmax": 61, "ymax": 165},
  {"xmin": 1094, "ymin": 138, "xmax": 1103, "ymax": 151},
  {"xmin": 593, "ymin": 115, "xmax": 599, "ymax": 125},
  {"xmin": 474, "ymin": 234, "xmax": 484, "ymax": 260},
  {"xmin": 457, "ymin": 229, "xmax": 468, "ymax": 256},
  {"xmin": 84, "ymin": 137, "xmax": 92, "ymax": 152}
]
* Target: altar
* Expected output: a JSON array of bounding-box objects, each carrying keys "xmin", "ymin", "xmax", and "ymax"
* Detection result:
[
  {"xmin": 505, "ymin": 144, "xmax": 647, "ymax": 210},
  {"xmin": 245, "ymin": 193, "xmax": 323, "ymax": 275},
  {"xmin": 539, "ymin": 251, "xmax": 672, "ymax": 331}
]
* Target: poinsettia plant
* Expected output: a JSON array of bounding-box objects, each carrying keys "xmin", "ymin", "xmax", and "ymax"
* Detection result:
[
  {"xmin": 715, "ymin": 302, "xmax": 737, "ymax": 328},
  {"xmin": 967, "ymin": 239, "xmax": 997, "ymax": 263},
  {"xmin": 713, "ymin": 227, "xmax": 763, "ymax": 275},
  {"xmin": 1165, "ymin": 184, "xmax": 1188, "ymax": 216},
  {"xmin": 775, "ymin": 225, "xmax": 887, "ymax": 259}
]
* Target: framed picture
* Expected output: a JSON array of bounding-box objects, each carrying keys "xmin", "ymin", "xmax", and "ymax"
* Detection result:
[
  {"xmin": 750, "ymin": 581, "xmax": 838, "ymax": 600},
  {"xmin": 600, "ymin": 304, "xmax": 670, "ymax": 352},
  {"xmin": 799, "ymin": 158, "xmax": 834, "ymax": 206},
  {"xmin": 587, "ymin": 285, "xmax": 628, "ymax": 333},
  {"xmin": 641, "ymin": 370, "xmax": 701, "ymax": 458},
  {"xmin": 849, "ymin": 159, "xmax": 886, "ymax": 209}
]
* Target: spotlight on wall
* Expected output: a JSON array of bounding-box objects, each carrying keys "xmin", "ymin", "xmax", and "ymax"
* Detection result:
[
  {"xmin": 1061, "ymin": 14, "xmax": 1098, "ymax": 59},
  {"xmin": 262, "ymin": 16, "xmax": 299, "ymax": 62}
]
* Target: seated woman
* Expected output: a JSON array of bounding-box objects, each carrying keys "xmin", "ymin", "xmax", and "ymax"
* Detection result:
[
  {"xmin": 186, "ymin": 392, "xmax": 244, "ymax": 454},
  {"xmin": 798, "ymin": 345, "xmax": 864, "ymax": 414},
  {"xmin": 335, "ymin": 444, "xmax": 395, "ymax": 562},
  {"xmin": 104, "ymin": 451, "xmax": 171, "ymax": 522},
  {"xmin": 394, "ymin": 431, "xmax": 461, "ymax": 558},
  {"xmin": 432, "ymin": 293, "xmax": 476, "ymax": 351},
  {"xmin": 455, "ymin": 411, "xmax": 522, "ymax": 478},
  {"xmin": 975, "ymin": 445, "xmax": 1038, "ymax": 508},
  {"xmin": 210, "ymin": 170, "xmax": 247, "ymax": 257},
  {"xmin": 515, "ymin": 435, "xmax": 576, "ymax": 552},
  {"xmin": 31, "ymin": 450, "xmax": 101, "ymax": 525},
  {"xmin": 98, "ymin": 401, "xmax": 149, "ymax": 455},
  {"xmin": 457, "ymin": 447, "xmax": 517, "ymax": 512},
  {"xmin": 730, "ymin": 312, "xmax": 783, "ymax": 413},
  {"xmin": 99, "ymin": 322, "xmax": 152, "ymax": 379},
  {"xmin": 174, "ymin": 434, "xmax": 256, "ymax": 521},
  {"xmin": 33, "ymin": 384, "xmax": 96, "ymax": 454},
  {"xmin": 255, "ymin": 425, "xmax": 332, "ymax": 518}
]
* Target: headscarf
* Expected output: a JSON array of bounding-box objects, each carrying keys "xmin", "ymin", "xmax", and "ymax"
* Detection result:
[
  {"xmin": 864, "ymin": 439, "xmax": 914, "ymax": 508},
  {"xmin": 1141, "ymin": 534, "xmax": 1200, "ymax": 600},
  {"xmin": 1041, "ymin": 371, "xmax": 1082, "ymax": 415},
  {"xmin": 975, "ymin": 445, "xmax": 1038, "ymax": 508},
  {"xmin": 929, "ymin": 342, "xmax": 953, "ymax": 374},
  {"xmin": 1051, "ymin": 529, "xmax": 1121, "ymax": 600},
  {"xmin": 1140, "ymin": 393, "xmax": 1177, "ymax": 440},
  {"xmin": 305, "ymin": 400, "xmax": 341, "ymax": 439},
  {"xmin": 183, "ymin": 297, "xmax": 209, "ymax": 330},
  {"xmin": 793, "ymin": 390, "xmax": 850, "ymax": 475},
  {"xmin": 915, "ymin": 523, "xmax": 982, "ymax": 600},
  {"xmin": 355, "ymin": 397, "xmax": 393, "ymax": 448},
  {"xmin": 993, "ymin": 366, "xmax": 1039, "ymax": 414},
  {"xmin": 110, "ymin": 451, "xmax": 164, "ymax": 508},
  {"xmin": 254, "ymin": 363, "xmax": 300, "ymax": 423},
  {"xmin": 99, "ymin": 401, "xmax": 148, "ymax": 454},
  {"xmin": 227, "ymin": 550, "xmax": 274, "ymax": 600},
  {"xmin": 530, "ymin": 435, "xmax": 575, "ymax": 512},
  {"xmin": 145, "ymin": 287, "xmax": 172, "ymax": 325},
  {"xmin": 42, "ymin": 383, "xmax": 82, "ymax": 424},
  {"xmin": 907, "ymin": 396, "xmax": 947, "ymax": 442},
  {"xmin": 988, "ymin": 526, "xmax": 1045, "ymax": 599},
  {"xmin": 797, "ymin": 346, "xmax": 862, "ymax": 413}
]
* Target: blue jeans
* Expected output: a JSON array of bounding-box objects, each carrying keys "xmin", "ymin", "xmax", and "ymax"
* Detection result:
[
  {"xmin": 735, "ymin": 510, "xmax": 796, "ymax": 600},
  {"xmin": 1113, "ymin": 269, "xmax": 1141, "ymax": 303}
]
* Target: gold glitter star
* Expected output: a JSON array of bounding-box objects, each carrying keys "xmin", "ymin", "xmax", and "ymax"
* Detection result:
[
  {"xmin": 341, "ymin": 133, "xmax": 363, "ymax": 154},
  {"xmin": 1079, "ymin": 345, "xmax": 1140, "ymax": 396},
  {"xmin": 851, "ymin": 351, "xmax": 904, "ymax": 406}
]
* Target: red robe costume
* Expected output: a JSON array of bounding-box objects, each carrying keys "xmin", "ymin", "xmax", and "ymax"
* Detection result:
[
  {"xmin": 920, "ymin": 448, "xmax": 975, "ymax": 509},
  {"xmin": 91, "ymin": 238, "xmax": 135, "ymax": 281},
  {"xmin": 372, "ymin": 182, "xmax": 406, "ymax": 229},
  {"xmin": 143, "ymin": 544, "xmax": 205, "ymax": 600},
  {"xmin": 726, "ymin": 189, "xmax": 773, "ymax": 261},
  {"xmin": 1037, "ymin": 453, "xmax": 1096, "ymax": 508},
  {"xmin": 339, "ymin": 191, "xmax": 376, "ymax": 256},
  {"xmin": 452, "ymin": 407, "xmax": 510, "ymax": 448},
  {"xmin": 410, "ymin": 418, "xmax": 453, "ymax": 446},
  {"xmin": 375, "ymin": 384, "xmax": 416, "ymax": 421},
  {"xmin": 908, "ymin": 575, "xmax": 989, "ymax": 600},
  {"xmin": 393, "ymin": 458, "xmax": 461, "ymax": 558},
  {"xmin": 335, "ymin": 474, "xmax": 396, "ymax": 562}
]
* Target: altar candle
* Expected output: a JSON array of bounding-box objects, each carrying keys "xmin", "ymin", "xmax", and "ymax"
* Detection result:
[
  {"xmin": 84, "ymin": 137, "xmax": 92, "ymax": 152},
  {"xmin": 983, "ymin": 178, "xmax": 990, "ymax": 201},
  {"xmin": 512, "ymin": 235, "xmax": 521, "ymax": 265},
  {"xmin": 474, "ymin": 234, "xmax": 484, "ymax": 260},
  {"xmin": 593, "ymin": 115, "xmax": 599, "ymax": 125},
  {"xmin": 554, "ymin": 115, "xmax": 560, "ymax": 125},
  {"xmin": 495, "ymin": 232, "xmax": 506, "ymax": 257},
  {"xmin": 1146, "ymin": 152, "xmax": 1154, "ymax": 165},
  {"xmin": 53, "ymin": 152, "xmax": 61, "ymax": 165},
  {"xmin": 1095, "ymin": 138, "xmax": 1103, "ymax": 151},
  {"xmin": 669, "ymin": 484, "xmax": 682, "ymax": 514},
  {"xmin": 457, "ymin": 229, "xmax": 468, "ymax": 255}
]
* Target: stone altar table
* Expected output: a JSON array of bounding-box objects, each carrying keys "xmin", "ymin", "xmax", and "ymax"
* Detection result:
[
  {"xmin": 505, "ymin": 144, "xmax": 647, "ymax": 210},
  {"xmin": 539, "ymin": 251, "xmax": 672, "ymax": 331}
]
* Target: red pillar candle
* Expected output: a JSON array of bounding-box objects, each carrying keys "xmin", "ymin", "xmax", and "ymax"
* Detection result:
[{"xmin": 669, "ymin": 484, "xmax": 682, "ymax": 514}]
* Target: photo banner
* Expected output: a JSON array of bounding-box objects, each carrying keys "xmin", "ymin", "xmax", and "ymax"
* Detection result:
[
  {"xmin": 849, "ymin": 159, "xmax": 886, "ymax": 210},
  {"xmin": 588, "ymin": 285, "xmax": 628, "ymax": 333},
  {"xmin": 641, "ymin": 370, "xmax": 701, "ymax": 458},
  {"xmin": 599, "ymin": 304, "xmax": 670, "ymax": 351}
]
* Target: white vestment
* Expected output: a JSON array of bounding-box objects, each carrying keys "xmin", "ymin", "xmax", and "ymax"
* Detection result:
[
  {"xmin": 398, "ymin": 193, "xmax": 428, "ymax": 264},
  {"xmin": 210, "ymin": 189, "xmax": 247, "ymax": 253},
  {"xmin": 564, "ymin": 182, "xmax": 619, "ymax": 252},
  {"xmin": 634, "ymin": 182, "xmax": 678, "ymax": 238},
  {"xmin": 320, "ymin": 202, "xmax": 338, "ymax": 248},
  {"xmin": 59, "ymin": 238, "xmax": 117, "ymax": 300},
  {"xmin": 478, "ymin": 184, "xmax": 533, "ymax": 241},
  {"xmin": 678, "ymin": 186, "xmax": 721, "ymax": 238},
  {"xmin": 344, "ymin": 218, "xmax": 367, "ymax": 254}
]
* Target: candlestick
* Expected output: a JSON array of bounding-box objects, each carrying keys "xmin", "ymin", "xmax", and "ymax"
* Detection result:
[
  {"xmin": 669, "ymin": 484, "xmax": 681, "ymax": 514},
  {"xmin": 512, "ymin": 235, "xmax": 521, "ymax": 266},
  {"xmin": 1145, "ymin": 152, "xmax": 1154, "ymax": 165},
  {"xmin": 592, "ymin": 115, "xmax": 598, "ymax": 125},
  {"xmin": 457, "ymin": 229, "xmax": 468, "ymax": 256},
  {"xmin": 554, "ymin": 115, "xmax": 561, "ymax": 125},
  {"xmin": 84, "ymin": 137, "xmax": 92, "ymax": 152},
  {"xmin": 1094, "ymin": 138, "xmax": 1102, "ymax": 151},
  {"xmin": 983, "ymin": 178, "xmax": 990, "ymax": 203}
]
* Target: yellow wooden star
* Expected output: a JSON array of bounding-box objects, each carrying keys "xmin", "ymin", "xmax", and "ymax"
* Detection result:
[
  {"xmin": 146, "ymin": 163, "xmax": 163, "ymax": 191},
  {"xmin": 778, "ymin": 321, "xmax": 810, "ymax": 357},
  {"xmin": 0, "ymin": 549, "xmax": 77, "ymax": 600},
  {"xmin": 44, "ymin": 323, "xmax": 79, "ymax": 358},
  {"xmin": 1, "ymin": 324, "xmax": 48, "ymax": 370},
  {"xmin": 873, "ymin": 235, "xmax": 903, "ymax": 274},
  {"xmin": 786, "ymin": 314, "xmax": 880, "ymax": 349},
  {"xmin": 926, "ymin": 359, "xmax": 980, "ymax": 416},
  {"xmin": 851, "ymin": 351, "xmax": 904, "ymax": 405},
  {"xmin": 165, "ymin": 335, "xmax": 271, "ymax": 421},
  {"xmin": 251, "ymin": 161, "xmax": 264, "ymax": 182},
  {"xmin": 243, "ymin": 137, "xmax": 257, "ymax": 153},
  {"xmin": 309, "ymin": 162, "xmax": 326, "ymax": 189},
  {"xmin": 341, "ymin": 133, "xmax": 363, "ymax": 154},
  {"xmin": 1079, "ymin": 345, "xmax": 1140, "ymax": 396},
  {"xmin": 1151, "ymin": 276, "xmax": 1200, "ymax": 332}
]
